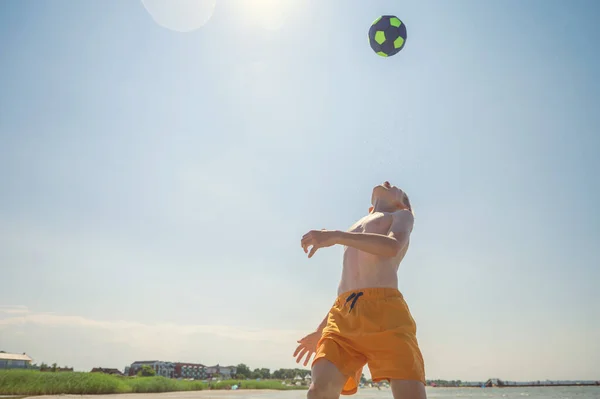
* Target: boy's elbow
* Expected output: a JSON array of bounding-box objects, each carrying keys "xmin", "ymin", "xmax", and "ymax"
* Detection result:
[
  {"xmin": 385, "ymin": 239, "xmax": 403, "ymax": 258},
  {"xmin": 386, "ymin": 232, "xmax": 408, "ymax": 258}
]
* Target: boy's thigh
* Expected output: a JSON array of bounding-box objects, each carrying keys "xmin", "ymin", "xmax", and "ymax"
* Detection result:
[
  {"xmin": 363, "ymin": 296, "xmax": 425, "ymax": 388},
  {"xmin": 390, "ymin": 379, "xmax": 427, "ymax": 399},
  {"xmin": 365, "ymin": 332, "xmax": 426, "ymax": 386},
  {"xmin": 313, "ymin": 337, "xmax": 367, "ymax": 396}
]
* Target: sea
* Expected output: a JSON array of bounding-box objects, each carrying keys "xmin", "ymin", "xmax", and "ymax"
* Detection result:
[
  {"xmin": 243, "ymin": 387, "xmax": 598, "ymax": 399},
  {"xmin": 232, "ymin": 387, "xmax": 598, "ymax": 399}
]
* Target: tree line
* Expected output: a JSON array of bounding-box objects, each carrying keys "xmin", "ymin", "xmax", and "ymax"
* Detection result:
[
  {"xmin": 33, "ymin": 363, "xmax": 73, "ymax": 372},
  {"xmin": 427, "ymin": 379, "xmax": 465, "ymax": 387},
  {"xmin": 234, "ymin": 364, "xmax": 311, "ymax": 380},
  {"xmin": 135, "ymin": 363, "xmax": 312, "ymax": 380}
]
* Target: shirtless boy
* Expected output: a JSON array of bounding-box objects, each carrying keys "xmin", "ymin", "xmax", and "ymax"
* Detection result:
[{"xmin": 294, "ymin": 181, "xmax": 426, "ymax": 399}]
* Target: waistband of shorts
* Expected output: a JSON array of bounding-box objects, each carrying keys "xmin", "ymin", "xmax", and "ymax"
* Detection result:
[{"xmin": 335, "ymin": 287, "xmax": 403, "ymax": 304}]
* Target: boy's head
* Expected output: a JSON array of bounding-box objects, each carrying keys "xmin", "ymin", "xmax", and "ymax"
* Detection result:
[{"xmin": 369, "ymin": 181, "xmax": 412, "ymax": 214}]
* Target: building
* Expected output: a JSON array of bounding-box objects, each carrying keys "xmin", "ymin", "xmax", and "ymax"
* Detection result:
[
  {"xmin": 91, "ymin": 367, "xmax": 124, "ymax": 376},
  {"xmin": 485, "ymin": 378, "xmax": 502, "ymax": 387},
  {"xmin": 126, "ymin": 360, "xmax": 238, "ymax": 380},
  {"xmin": 0, "ymin": 352, "xmax": 33, "ymax": 369},
  {"xmin": 205, "ymin": 364, "xmax": 237, "ymax": 379},
  {"xmin": 174, "ymin": 362, "xmax": 206, "ymax": 380},
  {"xmin": 128, "ymin": 361, "xmax": 175, "ymax": 378}
]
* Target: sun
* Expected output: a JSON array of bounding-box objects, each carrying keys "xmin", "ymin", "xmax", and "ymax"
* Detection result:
[{"xmin": 235, "ymin": 0, "xmax": 298, "ymax": 30}]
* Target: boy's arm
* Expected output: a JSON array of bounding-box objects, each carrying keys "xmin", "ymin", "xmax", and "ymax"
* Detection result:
[
  {"xmin": 316, "ymin": 312, "xmax": 329, "ymax": 332},
  {"xmin": 333, "ymin": 231, "xmax": 401, "ymax": 258},
  {"xmin": 333, "ymin": 210, "xmax": 413, "ymax": 258}
]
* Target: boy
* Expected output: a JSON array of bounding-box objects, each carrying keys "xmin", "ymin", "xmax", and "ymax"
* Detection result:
[{"xmin": 294, "ymin": 181, "xmax": 426, "ymax": 399}]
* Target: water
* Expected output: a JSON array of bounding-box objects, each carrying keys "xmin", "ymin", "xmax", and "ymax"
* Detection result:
[
  {"xmin": 267, "ymin": 387, "xmax": 599, "ymax": 399},
  {"xmin": 422, "ymin": 387, "xmax": 600, "ymax": 399}
]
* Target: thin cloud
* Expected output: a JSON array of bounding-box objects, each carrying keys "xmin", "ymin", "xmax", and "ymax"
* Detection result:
[
  {"xmin": 0, "ymin": 309, "xmax": 304, "ymax": 344},
  {"xmin": 0, "ymin": 305, "xmax": 30, "ymax": 315}
]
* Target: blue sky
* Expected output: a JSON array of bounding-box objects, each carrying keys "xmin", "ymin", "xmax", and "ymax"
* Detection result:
[{"xmin": 1, "ymin": 0, "xmax": 599, "ymax": 381}]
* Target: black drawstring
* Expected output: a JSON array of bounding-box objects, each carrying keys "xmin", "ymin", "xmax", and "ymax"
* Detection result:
[{"xmin": 345, "ymin": 291, "xmax": 364, "ymax": 312}]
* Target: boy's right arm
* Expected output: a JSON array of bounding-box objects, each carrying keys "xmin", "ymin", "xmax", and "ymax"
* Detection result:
[{"xmin": 316, "ymin": 313, "xmax": 329, "ymax": 332}]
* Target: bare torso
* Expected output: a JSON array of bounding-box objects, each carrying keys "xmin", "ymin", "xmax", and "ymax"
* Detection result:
[{"xmin": 338, "ymin": 211, "xmax": 411, "ymax": 294}]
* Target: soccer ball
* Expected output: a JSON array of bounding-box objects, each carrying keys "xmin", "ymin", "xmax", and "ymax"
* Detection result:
[{"xmin": 368, "ymin": 15, "xmax": 407, "ymax": 57}]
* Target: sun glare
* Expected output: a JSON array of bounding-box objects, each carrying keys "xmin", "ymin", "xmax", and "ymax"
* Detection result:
[{"xmin": 141, "ymin": 0, "xmax": 216, "ymax": 32}]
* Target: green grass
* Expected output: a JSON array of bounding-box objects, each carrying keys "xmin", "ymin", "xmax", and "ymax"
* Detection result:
[{"xmin": 0, "ymin": 370, "xmax": 307, "ymax": 395}]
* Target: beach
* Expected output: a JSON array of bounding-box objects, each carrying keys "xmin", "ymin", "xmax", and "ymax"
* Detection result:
[{"xmin": 16, "ymin": 386, "xmax": 599, "ymax": 399}]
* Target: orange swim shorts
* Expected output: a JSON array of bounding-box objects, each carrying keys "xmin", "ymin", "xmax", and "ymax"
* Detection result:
[{"xmin": 312, "ymin": 287, "xmax": 425, "ymax": 395}]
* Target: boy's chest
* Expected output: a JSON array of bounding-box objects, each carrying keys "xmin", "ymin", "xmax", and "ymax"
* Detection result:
[{"xmin": 348, "ymin": 212, "xmax": 393, "ymax": 235}]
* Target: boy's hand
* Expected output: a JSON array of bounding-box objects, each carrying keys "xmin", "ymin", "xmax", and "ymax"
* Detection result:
[
  {"xmin": 293, "ymin": 330, "xmax": 321, "ymax": 366},
  {"xmin": 301, "ymin": 229, "xmax": 338, "ymax": 258}
]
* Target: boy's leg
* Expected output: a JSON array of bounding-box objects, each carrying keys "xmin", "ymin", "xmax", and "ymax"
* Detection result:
[
  {"xmin": 391, "ymin": 379, "xmax": 427, "ymax": 399},
  {"xmin": 363, "ymin": 290, "xmax": 426, "ymax": 396},
  {"xmin": 311, "ymin": 293, "xmax": 367, "ymax": 397},
  {"xmin": 307, "ymin": 359, "xmax": 347, "ymax": 399}
]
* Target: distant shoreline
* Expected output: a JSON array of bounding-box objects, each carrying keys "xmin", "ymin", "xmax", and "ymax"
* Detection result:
[
  {"xmin": 431, "ymin": 383, "xmax": 599, "ymax": 388},
  {"xmin": 2, "ymin": 369, "xmax": 597, "ymax": 396}
]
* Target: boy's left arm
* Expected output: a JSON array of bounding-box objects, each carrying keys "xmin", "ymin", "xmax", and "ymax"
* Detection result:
[
  {"xmin": 333, "ymin": 210, "xmax": 414, "ymax": 258},
  {"xmin": 301, "ymin": 211, "xmax": 413, "ymax": 258}
]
